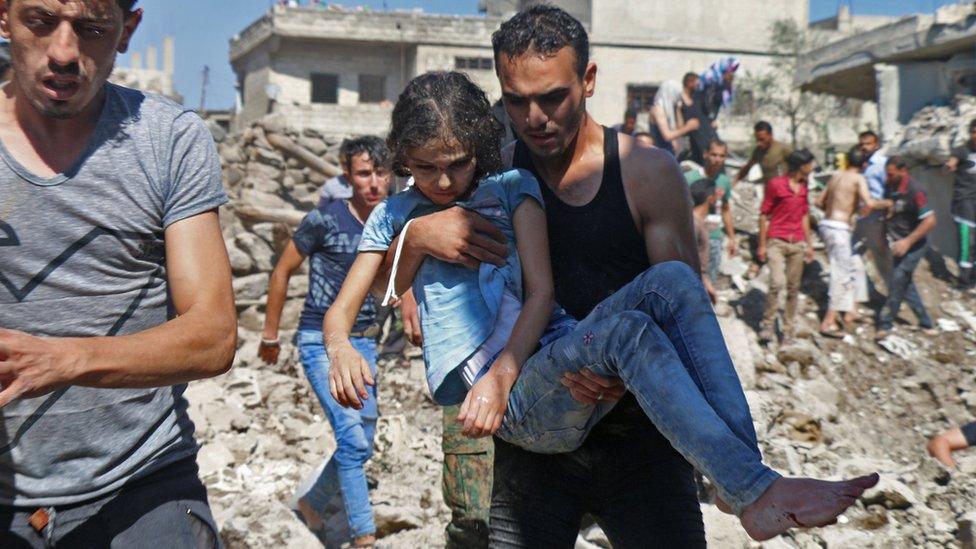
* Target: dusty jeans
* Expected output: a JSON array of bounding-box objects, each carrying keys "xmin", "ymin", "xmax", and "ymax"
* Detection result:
[
  {"xmin": 878, "ymin": 244, "xmax": 933, "ymax": 331},
  {"xmin": 819, "ymin": 220, "xmax": 867, "ymax": 313},
  {"xmin": 763, "ymin": 238, "xmax": 806, "ymax": 334},
  {"xmin": 496, "ymin": 262, "xmax": 778, "ymax": 514}
]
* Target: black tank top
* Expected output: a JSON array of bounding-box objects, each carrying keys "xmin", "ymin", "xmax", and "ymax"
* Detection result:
[{"xmin": 513, "ymin": 126, "xmax": 650, "ymax": 319}]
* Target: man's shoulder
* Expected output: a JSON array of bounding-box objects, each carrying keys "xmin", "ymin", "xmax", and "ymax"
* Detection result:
[{"xmin": 106, "ymin": 83, "xmax": 198, "ymax": 128}]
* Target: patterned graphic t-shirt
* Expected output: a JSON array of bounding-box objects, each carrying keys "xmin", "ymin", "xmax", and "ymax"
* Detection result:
[
  {"xmin": 293, "ymin": 199, "xmax": 376, "ymax": 332},
  {"xmin": 0, "ymin": 84, "xmax": 227, "ymax": 506}
]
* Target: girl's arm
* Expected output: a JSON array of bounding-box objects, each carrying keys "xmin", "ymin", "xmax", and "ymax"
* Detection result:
[
  {"xmin": 323, "ymin": 251, "xmax": 385, "ymax": 410},
  {"xmin": 458, "ymin": 199, "xmax": 555, "ymax": 438},
  {"xmin": 258, "ymin": 242, "xmax": 306, "ymax": 365}
]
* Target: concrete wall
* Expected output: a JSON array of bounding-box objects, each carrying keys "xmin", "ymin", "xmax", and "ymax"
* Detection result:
[
  {"xmin": 415, "ymin": 44, "xmax": 501, "ymax": 102},
  {"xmin": 272, "ymin": 40, "xmax": 405, "ymax": 107},
  {"xmin": 276, "ymin": 104, "xmax": 395, "ymax": 138},
  {"xmin": 237, "ymin": 43, "xmax": 273, "ymax": 127},
  {"xmin": 590, "ymin": 0, "xmax": 807, "ymax": 52}
]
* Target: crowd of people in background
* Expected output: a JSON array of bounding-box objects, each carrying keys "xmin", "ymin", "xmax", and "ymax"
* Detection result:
[{"xmin": 5, "ymin": 1, "xmax": 976, "ymax": 548}]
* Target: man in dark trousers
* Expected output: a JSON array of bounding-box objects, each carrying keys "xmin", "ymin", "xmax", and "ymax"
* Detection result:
[{"xmin": 374, "ymin": 6, "xmax": 710, "ymax": 546}]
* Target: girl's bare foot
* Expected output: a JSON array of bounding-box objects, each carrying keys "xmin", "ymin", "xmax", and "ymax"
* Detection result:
[
  {"xmin": 297, "ymin": 496, "xmax": 324, "ymax": 531},
  {"xmin": 739, "ymin": 474, "xmax": 880, "ymax": 541}
]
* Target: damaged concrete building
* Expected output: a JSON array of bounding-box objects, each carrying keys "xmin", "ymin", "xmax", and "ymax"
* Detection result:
[
  {"xmin": 229, "ymin": 0, "xmax": 814, "ymax": 143},
  {"xmin": 797, "ymin": 2, "xmax": 976, "ymax": 139},
  {"xmin": 797, "ymin": 2, "xmax": 976, "ymax": 258}
]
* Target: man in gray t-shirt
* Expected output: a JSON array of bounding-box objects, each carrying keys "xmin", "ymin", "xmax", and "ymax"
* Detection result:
[{"xmin": 0, "ymin": 1, "xmax": 235, "ymax": 546}]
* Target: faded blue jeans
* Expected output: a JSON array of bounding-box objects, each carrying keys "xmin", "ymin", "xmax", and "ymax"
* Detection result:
[
  {"xmin": 878, "ymin": 244, "xmax": 933, "ymax": 331},
  {"xmin": 496, "ymin": 261, "xmax": 780, "ymax": 514},
  {"xmin": 296, "ymin": 330, "xmax": 378, "ymax": 538}
]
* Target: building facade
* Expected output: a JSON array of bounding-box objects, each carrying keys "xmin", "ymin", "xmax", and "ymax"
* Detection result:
[{"xmin": 230, "ymin": 1, "xmax": 818, "ymax": 143}]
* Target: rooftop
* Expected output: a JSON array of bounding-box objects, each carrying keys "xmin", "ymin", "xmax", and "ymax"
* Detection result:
[
  {"xmin": 797, "ymin": 3, "xmax": 976, "ymax": 100},
  {"xmin": 230, "ymin": 5, "xmax": 503, "ymax": 63}
]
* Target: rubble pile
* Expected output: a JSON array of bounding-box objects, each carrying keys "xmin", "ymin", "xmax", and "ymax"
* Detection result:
[
  {"xmin": 190, "ymin": 118, "xmax": 976, "ymax": 547},
  {"xmin": 891, "ymin": 94, "xmax": 976, "ymax": 162}
]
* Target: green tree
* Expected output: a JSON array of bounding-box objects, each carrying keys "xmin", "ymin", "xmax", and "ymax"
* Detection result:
[{"xmin": 737, "ymin": 19, "xmax": 849, "ymax": 148}]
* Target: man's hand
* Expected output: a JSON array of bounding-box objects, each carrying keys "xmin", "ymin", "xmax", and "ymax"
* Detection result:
[
  {"xmin": 560, "ymin": 369, "xmax": 626, "ymax": 405},
  {"xmin": 458, "ymin": 363, "xmax": 516, "ymax": 438},
  {"xmin": 891, "ymin": 238, "xmax": 912, "ymax": 258},
  {"xmin": 804, "ymin": 243, "xmax": 815, "ymax": 264},
  {"xmin": 0, "ymin": 329, "xmax": 78, "ymax": 407},
  {"xmin": 257, "ymin": 339, "xmax": 281, "ymax": 365},
  {"xmin": 327, "ymin": 341, "xmax": 374, "ymax": 410},
  {"xmin": 727, "ymin": 235, "xmax": 738, "ymax": 256},
  {"xmin": 400, "ymin": 290, "xmax": 422, "ymax": 347},
  {"xmin": 413, "ymin": 207, "xmax": 508, "ymax": 269},
  {"xmin": 757, "ymin": 244, "xmax": 767, "ymax": 263}
]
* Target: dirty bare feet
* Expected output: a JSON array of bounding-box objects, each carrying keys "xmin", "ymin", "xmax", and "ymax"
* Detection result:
[
  {"xmin": 714, "ymin": 494, "xmax": 734, "ymax": 515},
  {"xmin": 927, "ymin": 435, "xmax": 958, "ymax": 468},
  {"xmin": 352, "ymin": 534, "xmax": 377, "ymax": 548},
  {"xmin": 297, "ymin": 496, "xmax": 324, "ymax": 531},
  {"xmin": 739, "ymin": 474, "xmax": 880, "ymax": 541}
]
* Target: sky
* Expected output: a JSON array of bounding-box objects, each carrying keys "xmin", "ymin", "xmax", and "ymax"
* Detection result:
[{"xmin": 116, "ymin": 0, "xmax": 965, "ymax": 111}]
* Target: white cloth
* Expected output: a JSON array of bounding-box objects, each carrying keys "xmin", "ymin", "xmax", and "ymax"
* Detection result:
[
  {"xmin": 819, "ymin": 220, "xmax": 868, "ymax": 312},
  {"xmin": 462, "ymin": 290, "xmax": 521, "ymax": 388}
]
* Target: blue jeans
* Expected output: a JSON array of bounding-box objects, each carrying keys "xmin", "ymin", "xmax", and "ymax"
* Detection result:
[
  {"xmin": 296, "ymin": 330, "xmax": 378, "ymax": 538},
  {"xmin": 496, "ymin": 261, "xmax": 779, "ymax": 514},
  {"xmin": 878, "ymin": 244, "xmax": 933, "ymax": 331}
]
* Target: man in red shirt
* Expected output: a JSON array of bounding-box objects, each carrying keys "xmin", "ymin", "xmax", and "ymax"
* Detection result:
[{"xmin": 758, "ymin": 149, "xmax": 817, "ymax": 343}]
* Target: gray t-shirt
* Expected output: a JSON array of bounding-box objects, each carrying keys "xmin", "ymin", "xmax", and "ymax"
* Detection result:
[{"xmin": 0, "ymin": 83, "xmax": 227, "ymax": 506}]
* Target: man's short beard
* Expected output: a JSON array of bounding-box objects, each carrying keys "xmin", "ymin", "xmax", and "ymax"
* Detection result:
[{"xmin": 531, "ymin": 96, "xmax": 586, "ymax": 159}]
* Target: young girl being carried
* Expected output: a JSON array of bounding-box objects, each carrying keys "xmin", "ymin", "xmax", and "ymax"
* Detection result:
[{"xmin": 323, "ymin": 71, "xmax": 878, "ymax": 542}]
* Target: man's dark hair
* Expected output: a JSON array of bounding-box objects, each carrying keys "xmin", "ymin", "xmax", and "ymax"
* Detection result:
[
  {"xmin": 707, "ymin": 138, "xmax": 728, "ymax": 152},
  {"xmin": 682, "ymin": 72, "xmax": 699, "ymax": 88},
  {"xmin": 624, "ymin": 108, "xmax": 637, "ymax": 120},
  {"xmin": 340, "ymin": 135, "xmax": 391, "ymax": 172},
  {"xmin": 690, "ymin": 178, "xmax": 716, "ymax": 207},
  {"xmin": 886, "ymin": 156, "xmax": 909, "ymax": 170},
  {"xmin": 119, "ymin": 0, "xmax": 138, "ymax": 9},
  {"xmin": 491, "ymin": 5, "xmax": 590, "ymax": 78},
  {"xmin": 859, "ymin": 130, "xmax": 878, "ymax": 142},
  {"xmin": 388, "ymin": 71, "xmax": 502, "ymax": 183},
  {"xmin": 969, "ymin": 118, "xmax": 976, "ymax": 132},
  {"xmin": 847, "ymin": 146, "xmax": 866, "ymax": 169},
  {"xmin": 787, "ymin": 149, "xmax": 815, "ymax": 172},
  {"xmin": 754, "ymin": 121, "xmax": 773, "ymax": 134}
]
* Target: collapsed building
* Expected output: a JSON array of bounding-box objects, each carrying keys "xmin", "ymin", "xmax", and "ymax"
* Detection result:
[{"xmin": 797, "ymin": 2, "xmax": 976, "ymax": 260}]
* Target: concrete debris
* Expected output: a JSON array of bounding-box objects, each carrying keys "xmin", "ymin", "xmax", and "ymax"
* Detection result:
[
  {"xmin": 891, "ymin": 94, "xmax": 976, "ymax": 162},
  {"xmin": 187, "ymin": 116, "xmax": 976, "ymax": 547}
]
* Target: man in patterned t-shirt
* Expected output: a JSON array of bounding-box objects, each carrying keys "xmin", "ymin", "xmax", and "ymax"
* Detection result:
[
  {"xmin": 258, "ymin": 136, "xmax": 390, "ymax": 547},
  {"xmin": 876, "ymin": 157, "xmax": 937, "ymax": 338}
]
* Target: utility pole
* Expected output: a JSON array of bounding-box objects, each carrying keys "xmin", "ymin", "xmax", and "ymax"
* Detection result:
[{"xmin": 199, "ymin": 65, "xmax": 210, "ymax": 113}]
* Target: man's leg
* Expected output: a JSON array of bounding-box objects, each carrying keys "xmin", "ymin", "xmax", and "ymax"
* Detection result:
[
  {"xmin": 298, "ymin": 332, "xmax": 378, "ymax": 538},
  {"xmin": 489, "ymin": 439, "xmax": 587, "ymax": 548},
  {"xmin": 763, "ymin": 240, "xmax": 788, "ymax": 334},
  {"xmin": 442, "ymin": 405, "xmax": 493, "ymax": 549},
  {"xmin": 782, "ymin": 242, "xmax": 805, "ymax": 337},
  {"xmin": 500, "ymin": 310, "xmax": 778, "ymax": 513},
  {"xmin": 895, "ymin": 247, "xmax": 933, "ymax": 328},
  {"xmin": 56, "ymin": 458, "xmax": 221, "ymax": 548},
  {"xmin": 820, "ymin": 226, "xmax": 848, "ymax": 329},
  {"xmin": 592, "ymin": 449, "xmax": 706, "ymax": 549},
  {"xmin": 878, "ymin": 247, "xmax": 925, "ymax": 331}
]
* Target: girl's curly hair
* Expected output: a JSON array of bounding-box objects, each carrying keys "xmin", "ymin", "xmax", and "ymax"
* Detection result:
[{"xmin": 387, "ymin": 71, "xmax": 503, "ymax": 183}]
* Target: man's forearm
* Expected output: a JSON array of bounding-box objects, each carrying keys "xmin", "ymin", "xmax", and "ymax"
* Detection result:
[
  {"xmin": 70, "ymin": 304, "xmax": 237, "ymax": 388},
  {"xmin": 262, "ymin": 270, "xmax": 291, "ymax": 338},
  {"xmin": 905, "ymin": 215, "xmax": 937, "ymax": 247},
  {"xmin": 758, "ymin": 215, "xmax": 769, "ymax": 248},
  {"xmin": 723, "ymin": 206, "xmax": 735, "ymax": 239}
]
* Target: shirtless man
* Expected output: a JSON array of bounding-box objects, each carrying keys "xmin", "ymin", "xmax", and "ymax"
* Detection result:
[
  {"xmin": 815, "ymin": 148, "xmax": 889, "ymax": 335},
  {"xmin": 369, "ymin": 6, "xmax": 877, "ymax": 545}
]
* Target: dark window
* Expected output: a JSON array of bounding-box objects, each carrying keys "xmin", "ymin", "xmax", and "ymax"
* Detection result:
[
  {"xmin": 311, "ymin": 73, "xmax": 338, "ymax": 104},
  {"xmin": 455, "ymin": 56, "xmax": 493, "ymax": 71},
  {"xmin": 625, "ymin": 85, "xmax": 658, "ymax": 113},
  {"xmin": 731, "ymin": 89, "xmax": 755, "ymax": 116},
  {"xmin": 359, "ymin": 74, "xmax": 386, "ymax": 103}
]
